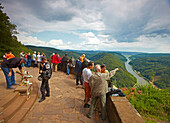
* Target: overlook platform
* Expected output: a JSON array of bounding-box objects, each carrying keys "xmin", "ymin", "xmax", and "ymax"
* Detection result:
[
  {"xmin": 0, "ymin": 68, "xmax": 108, "ymax": 123},
  {"xmin": 0, "ymin": 67, "xmax": 144, "ymax": 123}
]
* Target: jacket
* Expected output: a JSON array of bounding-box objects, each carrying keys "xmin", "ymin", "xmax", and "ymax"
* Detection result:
[
  {"xmin": 74, "ymin": 60, "xmax": 81, "ymax": 73},
  {"xmin": 40, "ymin": 61, "xmax": 52, "ymax": 79},
  {"xmin": 51, "ymin": 54, "xmax": 58, "ymax": 64},
  {"xmin": 57, "ymin": 56, "xmax": 61, "ymax": 64},
  {"xmin": 89, "ymin": 70, "xmax": 116, "ymax": 97}
]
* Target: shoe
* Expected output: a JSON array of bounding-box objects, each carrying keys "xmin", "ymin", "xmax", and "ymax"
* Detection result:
[
  {"xmin": 86, "ymin": 114, "xmax": 91, "ymax": 119},
  {"xmin": 84, "ymin": 103, "xmax": 90, "ymax": 108},
  {"xmin": 39, "ymin": 98, "xmax": 45, "ymax": 102},
  {"xmin": 46, "ymin": 94, "xmax": 50, "ymax": 97},
  {"xmin": 7, "ymin": 87, "xmax": 15, "ymax": 89},
  {"xmin": 12, "ymin": 83, "xmax": 19, "ymax": 85}
]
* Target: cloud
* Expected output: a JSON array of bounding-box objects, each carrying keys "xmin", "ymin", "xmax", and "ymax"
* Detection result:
[
  {"xmin": 101, "ymin": 0, "xmax": 170, "ymax": 42},
  {"xmin": 18, "ymin": 35, "xmax": 73, "ymax": 49},
  {"xmin": 47, "ymin": 40, "xmax": 63, "ymax": 46},
  {"xmin": 1, "ymin": 0, "xmax": 170, "ymax": 52}
]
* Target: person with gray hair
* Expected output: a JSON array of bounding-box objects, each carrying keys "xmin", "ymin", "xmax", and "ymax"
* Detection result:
[{"xmin": 87, "ymin": 64, "xmax": 119, "ymax": 120}]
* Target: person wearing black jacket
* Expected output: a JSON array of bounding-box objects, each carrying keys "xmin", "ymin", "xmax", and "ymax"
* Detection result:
[
  {"xmin": 81, "ymin": 58, "xmax": 88, "ymax": 74},
  {"xmin": 39, "ymin": 57, "xmax": 52, "ymax": 102},
  {"xmin": 62, "ymin": 53, "xmax": 69, "ymax": 73}
]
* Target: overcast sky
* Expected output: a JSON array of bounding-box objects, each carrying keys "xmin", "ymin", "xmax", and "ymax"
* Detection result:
[{"xmin": 1, "ymin": 0, "xmax": 170, "ymax": 53}]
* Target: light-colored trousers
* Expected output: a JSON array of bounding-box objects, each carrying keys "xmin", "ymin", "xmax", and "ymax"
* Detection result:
[
  {"xmin": 88, "ymin": 94, "xmax": 106, "ymax": 120},
  {"xmin": 53, "ymin": 63, "xmax": 58, "ymax": 72}
]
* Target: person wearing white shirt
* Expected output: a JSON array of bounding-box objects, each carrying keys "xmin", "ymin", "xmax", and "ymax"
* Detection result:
[
  {"xmin": 82, "ymin": 61, "xmax": 94, "ymax": 108},
  {"xmin": 37, "ymin": 52, "xmax": 41, "ymax": 68},
  {"xmin": 32, "ymin": 51, "xmax": 37, "ymax": 67}
]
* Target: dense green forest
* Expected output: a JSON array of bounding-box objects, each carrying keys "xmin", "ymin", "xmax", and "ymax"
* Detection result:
[
  {"xmin": 130, "ymin": 56, "xmax": 170, "ymax": 90},
  {"xmin": 123, "ymin": 84, "xmax": 170, "ymax": 122},
  {"xmin": 0, "ymin": 3, "xmax": 33, "ymax": 59},
  {"xmin": 90, "ymin": 53, "xmax": 137, "ymax": 87},
  {"xmin": 130, "ymin": 53, "xmax": 170, "ymax": 59}
]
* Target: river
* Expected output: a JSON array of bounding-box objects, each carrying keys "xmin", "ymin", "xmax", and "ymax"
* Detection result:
[{"xmin": 125, "ymin": 57, "xmax": 148, "ymax": 85}]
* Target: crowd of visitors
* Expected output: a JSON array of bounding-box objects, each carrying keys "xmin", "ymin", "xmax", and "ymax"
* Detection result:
[
  {"xmin": 74, "ymin": 54, "xmax": 119, "ymax": 120},
  {"xmin": 0, "ymin": 51, "xmax": 120, "ymax": 120}
]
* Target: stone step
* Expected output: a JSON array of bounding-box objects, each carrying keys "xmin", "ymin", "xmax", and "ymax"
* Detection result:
[
  {"xmin": 7, "ymin": 82, "xmax": 39, "ymax": 123},
  {"xmin": 0, "ymin": 92, "xmax": 19, "ymax": 108},
  {"xmin": 8, "ymin": 95, "xmax": 37, "ymax": 123},
  {"xmin": 2, "ymin": 96, "xmax": 26, "ymax": 122}
]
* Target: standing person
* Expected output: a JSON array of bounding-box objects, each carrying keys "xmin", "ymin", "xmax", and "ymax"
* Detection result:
[
  {"xmin": 39, "ymin": 57, "xmax": 52, "ymax": 102},
  {"xmin": 32, "ymin": 51, "xmax": 37, "ymax": 68},
  {"xmin": 101, "ymin": 64, "xmax": 113, "ymax": 89},
  {"xmin": 67, "ymin": 56, "xmax": 75, "ymax": 75},
  {"xmin": 81, "ymin": 58, "xmax": 88, "ymax": 74},
  {"xmin": 20, "ymin": 51, "xmax": 25, "ymax": 67},
  {"xmin": 51, "ymin": 53, "xmax": 58, "ymax": 72},
  {"xmin": 24, "ymin": 53, "xmax": 28, "ymax": 67},
  {"xmin": 6, "ymin": 51, "xmax": 15, "ymax": 60},
  {"xmin": 57, "ymin": 54, "xmax": 61, "ymax": 71},
  {"xmin": 3, "ymin": 53, "xmax": 7, "ymax": 60},
  {"xmin": 27, "ymin": 53, "xmax": 31, "ymax": 68},
  {"xmin": 48, "ymin": 53, "xmax": 54, "ymax": 66},
  {"xmin": 37, "ymin": 52, "xmax": 41, "ymax": 68},
  {"xmin": 62, "ymin": 53, "xmax": 69, "ymax": 73},
  {"xmin": 74, "ymin": 57, "xmax": 83, "ymax": 86},
  {"xmin": 87, "ymin": 65, "xmax": 119, "ymax": 120},
  {"xmin": 82, "ymin": 61, "xmax": 94, "ymax": 108},
  {"xmin": 81, "ymin": 54, "xmax": 85, "ymax": 63},
  {"xmin": 1, "ymin": 57, "xmax": 25, "ymax": 89},
  {"xmin": 41, "ymin": 53, "xmax": 45, "ymax": 59},
  {"xmin": 81, "ymin": 58, "xmax": 88, "ymax": 89}
]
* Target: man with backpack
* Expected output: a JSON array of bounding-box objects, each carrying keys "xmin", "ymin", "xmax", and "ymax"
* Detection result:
[{"xmin": 39, "ymin": 57, "xmax": 52, "ymax": 102}]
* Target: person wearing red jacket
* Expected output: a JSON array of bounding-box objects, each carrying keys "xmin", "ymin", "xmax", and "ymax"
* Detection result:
[
  {"xmin": 57, "ymin": 54, "xmax": 61, "ymax": 64},
  {"xmin": 51, "ymin": 53, "xmax": 58, "ymax": 72}
]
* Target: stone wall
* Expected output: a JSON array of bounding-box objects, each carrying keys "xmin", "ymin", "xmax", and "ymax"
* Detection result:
[{"xmin": 106, "ymin": 96, "xmax": 145, "ymax": 123}]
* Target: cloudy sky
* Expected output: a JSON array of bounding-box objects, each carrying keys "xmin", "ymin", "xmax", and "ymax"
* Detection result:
[{"xmin": 1, "ymin": 0, "xmax": 170, "ymax": 53}]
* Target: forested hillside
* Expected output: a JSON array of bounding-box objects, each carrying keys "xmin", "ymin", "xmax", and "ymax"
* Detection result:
[
  {"xmin": 26, "ymin": 45, "xmax": 81, "ymax": 59},
  {"xmin": 130, "ymin": 53, "xmax": 170, "ymax": 59},
  {"xmin": 0, "ymin": 3, "xmax": 32, "ymax": 59},
  {"xmin": 130, "ymin": 56, "xmax": 170, "ymax": 90},
  {"xmin": 90, "ymin": 53, "xmax": 137, "ymax": 87}
]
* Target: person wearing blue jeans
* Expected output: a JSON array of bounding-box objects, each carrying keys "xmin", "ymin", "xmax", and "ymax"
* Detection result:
[
  {"xmin": 27, "ymin": 59, "xmax": 31, "ymax": 67},
  {"xmin": 76, "ymin": 72, "xmax": 83, "ymax": 85},
  {"xmin": 67, "ymin": 65, "xmax": 70, "ymax": 75},
  {"xmin": 74, "ymin": 57, "xmax": 83, "ymax": 86},
  {"xmin": 1, "ymin": 67, "xmax": 17, "ymax": 89}
]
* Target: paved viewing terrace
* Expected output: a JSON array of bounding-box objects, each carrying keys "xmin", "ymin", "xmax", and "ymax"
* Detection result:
[
  {"xmin": 0, "ymin": 67, "xmax": 109, "ymax": 123},
  {"xmin": 0, "ymin": 66, "xmax": 145, "ymax": 123}
]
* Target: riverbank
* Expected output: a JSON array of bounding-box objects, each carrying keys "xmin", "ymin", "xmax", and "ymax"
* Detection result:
[{"xmin": 124, "ymin": 57, "xmax": 148, "ymax": 85}]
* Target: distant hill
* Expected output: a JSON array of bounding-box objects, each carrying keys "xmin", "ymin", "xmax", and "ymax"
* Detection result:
[
  {"xmin": 130, "ymin": 56, "xmax": 170, "ymax": 90},
  {"xmin": 130, "ymin": 53, "xmax": 170, "ymax": 59},
  {"xmin": 26, "ymin": 45, "xmax": 82, "ymax": 59},
  {"xmin": 0, "ymin": 3, "xmax": 33, "ymax": 59},
  {"xmin": 90, "ymin": 53, "xmax": 137, "ymax": 87},
  {"xmin": 65, "ymin": 49, "xmax": 142, "ymax": 59}
]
